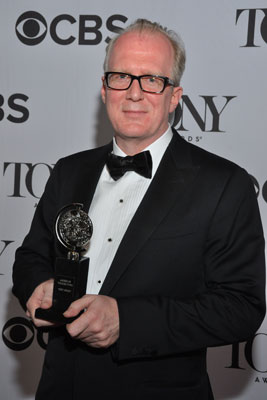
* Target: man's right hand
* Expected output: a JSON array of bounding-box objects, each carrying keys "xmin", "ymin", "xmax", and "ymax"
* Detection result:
[{"xmin": 26, "ymin": 279, "xmax": 57, "ymax": 327}]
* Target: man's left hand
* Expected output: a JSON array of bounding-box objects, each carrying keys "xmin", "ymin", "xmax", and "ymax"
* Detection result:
[{"xmin": 64, "ymin": 295, "xmax": 119, "ymax": 348}]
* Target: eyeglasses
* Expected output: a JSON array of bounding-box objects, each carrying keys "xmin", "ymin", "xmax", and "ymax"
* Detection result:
[{"xmin": 104, "ymin": 72, "xmax": 175, "ymax": 94}]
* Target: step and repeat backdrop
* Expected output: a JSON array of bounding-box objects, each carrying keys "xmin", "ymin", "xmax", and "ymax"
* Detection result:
[{"xmin": 0, "ymin": 1, "xmax": 267, "ymax": 399}]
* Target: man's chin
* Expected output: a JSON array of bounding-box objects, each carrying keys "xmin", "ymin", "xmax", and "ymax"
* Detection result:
[
  {"xmin": 117, "ymin": 130, "xmax": 149, "ymax": 140},
  {"xmin": 114, "ymin": 122, "xmax": 147, "ymax": 134}
]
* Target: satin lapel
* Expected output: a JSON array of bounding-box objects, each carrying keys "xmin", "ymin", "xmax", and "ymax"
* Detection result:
[
  {"xmin": 67, "ymin": 143, "xmax": 112, "ymax": 213},
  {"xmin": 100, "ymin": 132, "xmax": 200, "ymax": 295}
]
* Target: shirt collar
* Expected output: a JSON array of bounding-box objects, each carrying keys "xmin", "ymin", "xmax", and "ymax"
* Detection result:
[{"xmin": 112, "ymin": 124, "xmax": 173, "ymax": 178}]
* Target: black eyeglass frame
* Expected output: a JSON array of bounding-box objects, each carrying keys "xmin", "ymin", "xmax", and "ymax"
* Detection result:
[{"xmin": 104, "ymin": 72, "xmax": 175, "ymax": 94}]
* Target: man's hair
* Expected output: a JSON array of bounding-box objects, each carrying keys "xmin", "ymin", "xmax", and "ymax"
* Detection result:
[{"xmin": 103, "ymin": 18, "xmax": 186, "ymax": 86}]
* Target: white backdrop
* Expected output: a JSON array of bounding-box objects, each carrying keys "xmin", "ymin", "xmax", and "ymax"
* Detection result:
[{"xmin": 0, "ymin": 1, "xmax": 267, "ymax": 399}]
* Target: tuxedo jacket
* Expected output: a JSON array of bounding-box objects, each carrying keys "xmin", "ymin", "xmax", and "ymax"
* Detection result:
[{"xmin": 13, "ymin": 130, "xmax": 265, "ymax": 400}]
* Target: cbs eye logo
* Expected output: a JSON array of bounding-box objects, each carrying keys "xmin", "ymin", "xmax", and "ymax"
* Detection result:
[
  {"xmin": 16, "ymin": 11, "xmax": 47, "ymax": 46},
  {"xmin": 250, "ymin": 175, "xmax": 267, "ymax": 203},
  {"xmin": 15, "ymin": 11, "xmax": 127, "ymax": 46},
  {"xmin": 2, "ymin": 317, "xmax": 47, "ymax": 351}
]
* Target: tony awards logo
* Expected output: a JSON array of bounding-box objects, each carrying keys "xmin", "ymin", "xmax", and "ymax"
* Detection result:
[{"xmin": 35, "ymin": 203, "xmax": 93, "ymax": 323}]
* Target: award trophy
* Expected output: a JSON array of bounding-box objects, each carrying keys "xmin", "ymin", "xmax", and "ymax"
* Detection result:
[{"xmin": 35, "ymin": 203, "xmax": 93, "ymax": 323}]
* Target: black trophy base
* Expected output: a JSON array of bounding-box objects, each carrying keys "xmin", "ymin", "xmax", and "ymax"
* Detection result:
[
  {"xmin": 34, "ymin": 255, "xmax": 89, "ymax": 324},
  {"xmin": 35, "ymin": 307, "xmax": 81, "ymax": 324}
]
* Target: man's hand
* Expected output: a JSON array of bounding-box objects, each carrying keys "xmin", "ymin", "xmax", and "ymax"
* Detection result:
[
  {"xmin": 26, "ymin": 279, "xmax": 57, "ymax": 327},
  {"xmin": 64, "ymin": 295, "xmax": 120, "ymax": 348}
]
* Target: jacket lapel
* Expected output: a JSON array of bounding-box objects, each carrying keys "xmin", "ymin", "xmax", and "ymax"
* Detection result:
[
  {"xmin": 68, "ymin": 142, "xmax": 112, "ymax": 212},
  {"xmin": 100, "ymin": 131, "xmax": 200, "ymax": 295}
]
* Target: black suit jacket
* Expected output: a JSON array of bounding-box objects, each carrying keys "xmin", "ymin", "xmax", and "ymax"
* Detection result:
[{"xmin": 13, "ymin": 130, "xmax": 265, "ymax": 400}]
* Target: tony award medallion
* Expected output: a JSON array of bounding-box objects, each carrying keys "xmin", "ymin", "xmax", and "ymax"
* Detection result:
[{"xmin": 35, "ymin": 203, "xmax": 93, "ymax": 323}]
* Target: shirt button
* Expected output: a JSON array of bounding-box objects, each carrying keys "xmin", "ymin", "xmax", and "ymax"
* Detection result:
[
  {"xmin": 98, "ymin": 280, "xmax": 101, "ymax": 284},
  {"xmin": 119, "ymin": 199, "xmax": 124, "ymax": 203},
  {"xmin": 108, "ymin": 238, "xmax": 112, "ymax": 242}
]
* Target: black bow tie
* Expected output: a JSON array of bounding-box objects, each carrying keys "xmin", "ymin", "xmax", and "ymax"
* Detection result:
[{"xmin": 106, "ymin": 151, "xmax": 152, "ymax": 181}]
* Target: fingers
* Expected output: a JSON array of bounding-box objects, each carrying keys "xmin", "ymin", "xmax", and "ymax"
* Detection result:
[
  {"xmin": 64, "ymin": 295, "xmax": 98, "ymax": 338},
  {"xmin": 39, "ymin": 284, "xmax": 53, "ymax": 309},
  {"xmin": 65, "ymin": 295, "xmax": 120, "ymax": 348},
  {"xmin": 63, "ymin": 295, "xmax": 95, "ymax": 318}
]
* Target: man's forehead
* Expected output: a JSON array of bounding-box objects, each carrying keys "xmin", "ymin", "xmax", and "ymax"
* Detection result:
[{"xmin": 109, "ymin": 31, "xmax": 173, "ymax": 66}]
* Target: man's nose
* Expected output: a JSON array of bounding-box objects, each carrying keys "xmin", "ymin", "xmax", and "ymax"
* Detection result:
[{"xmin": 126, "ymin": 78, "xmax": 144, "ymax": 101}]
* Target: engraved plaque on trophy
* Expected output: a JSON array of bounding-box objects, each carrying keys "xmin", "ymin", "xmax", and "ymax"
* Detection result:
[{"xmin": 35, "ymin": 203, "xmax": 93, "ymax": 323}]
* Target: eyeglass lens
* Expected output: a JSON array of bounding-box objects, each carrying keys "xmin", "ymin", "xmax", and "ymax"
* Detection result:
[{"xmin": 107, "ymin": 73, "xmax": 165, "ymax": 92}]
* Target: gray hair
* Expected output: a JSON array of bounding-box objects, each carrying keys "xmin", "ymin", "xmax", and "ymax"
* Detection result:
[{"xmin": 103, "ymin": 18, "xmax": 186, "ymax": 86}]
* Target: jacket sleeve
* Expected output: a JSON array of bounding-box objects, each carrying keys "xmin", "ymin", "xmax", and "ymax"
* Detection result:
[{"xmin": 115, "ymin": 168, "xmax": 266, "ymax": 360}]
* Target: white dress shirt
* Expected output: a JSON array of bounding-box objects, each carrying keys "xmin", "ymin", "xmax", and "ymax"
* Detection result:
[{"xmin": 85, "ymin": 125, "xmax": 173, "ymax": 294}]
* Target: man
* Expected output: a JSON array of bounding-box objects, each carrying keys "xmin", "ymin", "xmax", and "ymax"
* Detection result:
[{"xmin": 13, "ymin": 19, "xmax": 265, "ymax": 400}]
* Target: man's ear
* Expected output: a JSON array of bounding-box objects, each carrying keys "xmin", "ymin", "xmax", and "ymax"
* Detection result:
[
  {"xmin": 169, "ymin": 86, "xmax": 183, "ymax": 114},
  {"xmin": 101, "ymin": 76, "xmax": 106, "ymax": 104}
]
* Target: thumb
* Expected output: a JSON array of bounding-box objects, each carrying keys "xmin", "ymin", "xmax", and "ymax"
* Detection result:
[
  {"xmin": 40, "ymin": 286, "xmax": 53, "ymax": 309},
  {"xmin": 64, "ymin": 295, "xmax": 96, "ymax": 317}
]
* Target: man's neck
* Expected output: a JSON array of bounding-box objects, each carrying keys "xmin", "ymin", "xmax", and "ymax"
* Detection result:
[{"xmin": 114, "ymin": 132, "xmax": 167, "ymax": 156}]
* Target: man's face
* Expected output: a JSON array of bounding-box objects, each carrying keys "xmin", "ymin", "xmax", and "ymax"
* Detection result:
[{"xmin": 101, "ymin": 31, "xmax": 183, "ymax": 152}]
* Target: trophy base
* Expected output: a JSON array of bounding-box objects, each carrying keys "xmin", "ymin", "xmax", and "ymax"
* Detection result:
[
  {"xmin": 35, "ymin": 307, "xmax": 81, "ymax": 324},
  {"xmin": 34, "ymin": 256, "xmax": 89, "ymax": 324}
]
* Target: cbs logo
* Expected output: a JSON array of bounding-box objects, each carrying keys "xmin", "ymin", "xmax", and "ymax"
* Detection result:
[
  {"xmin": 250, "ymin": 175, "xmax": 267, "ymax": 204},
  {"xmin": 0, "ymin": 94, "xmax": 29, "ymax": 123},
  {"xmin": 15, "ymin": 11, "xmax": 127, "ymax": 46},
  {"xmin": 2, "ymin": 317, "xmax": 47, "ymax": 351}
]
